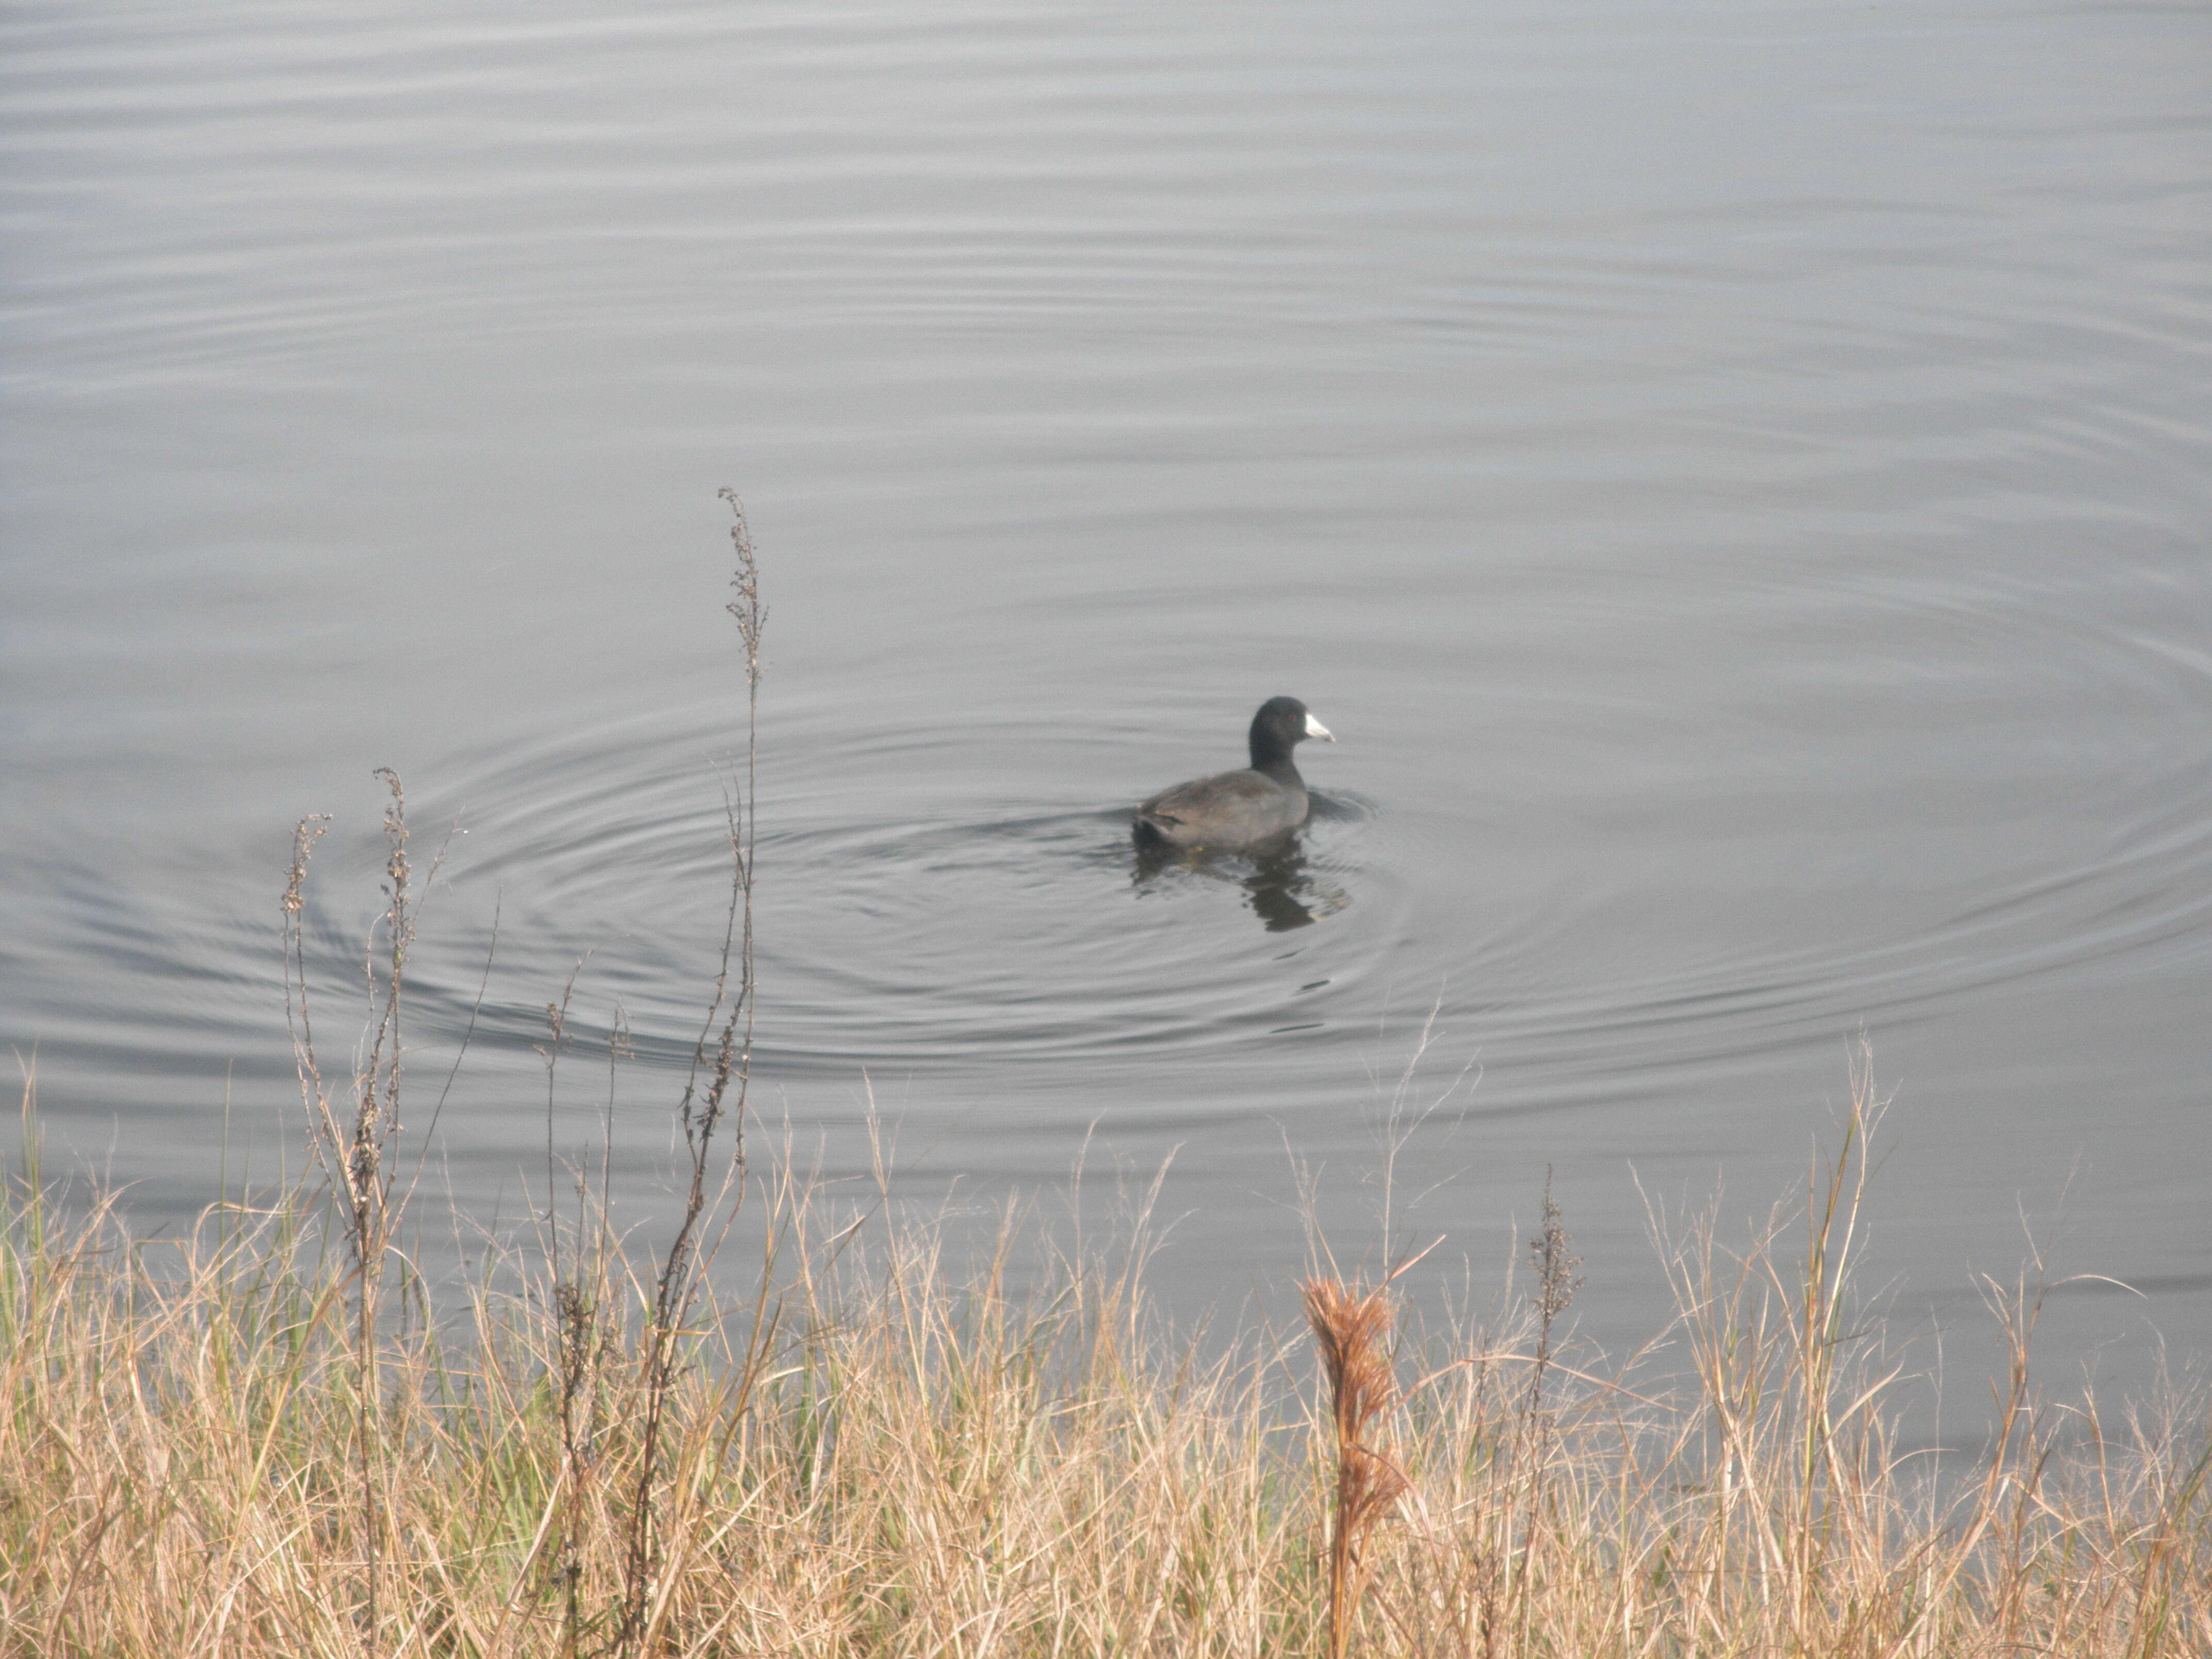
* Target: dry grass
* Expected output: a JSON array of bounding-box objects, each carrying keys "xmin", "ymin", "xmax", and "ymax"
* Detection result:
[{"xmin": 2, "ymin": 1069, "xmax": 2206, "ymax": 1658}]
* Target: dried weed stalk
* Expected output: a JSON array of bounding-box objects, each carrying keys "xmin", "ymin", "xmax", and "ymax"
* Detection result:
[
  {"xmin": 1511, "ymin": 1164, "xmax": 1582, "ymax": 1646},
  {"xmin": 617, "ymin": 490, "xmax": 767, "ymax": 1652}
]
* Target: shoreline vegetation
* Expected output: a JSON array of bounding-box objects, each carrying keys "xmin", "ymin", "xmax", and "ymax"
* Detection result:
[
  {"xmin": 6, "ymin": 1074, "xmax": 2208, "ymax": 1658},
  {"xmin": 6, "ymin": 504, "xmax": 2208, "ymax": 1656}
]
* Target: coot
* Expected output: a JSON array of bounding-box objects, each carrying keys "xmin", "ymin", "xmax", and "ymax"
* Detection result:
[{"xmin": 1133, "ymin": 696, "xmax": 1334, "ymax": 851}]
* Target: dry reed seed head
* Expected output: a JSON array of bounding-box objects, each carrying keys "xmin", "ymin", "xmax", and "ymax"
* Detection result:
[
  {"xmin": 721, "ymin": 488, "xmax": 766, "ymax": 656},
  {"xmin": 283, "ymin": 815, "xmax": 330, "ymax": 914},
  {"xmin": 1338, "ymin": 1441, "xmax": 1412, "ymax": 1522},
  {"xmin": 1303, "ymin": 1278, "xmax": 1403, "ymax": 1435},
  {"xmin": 1528, "ymin": 1170, "xmax": 1584, "ymax": 1323}
]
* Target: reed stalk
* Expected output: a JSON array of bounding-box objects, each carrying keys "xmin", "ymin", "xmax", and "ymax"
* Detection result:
[{"xmin": 1306, "ymin": 1276, "xmax": 1411, "ymax": 1658}]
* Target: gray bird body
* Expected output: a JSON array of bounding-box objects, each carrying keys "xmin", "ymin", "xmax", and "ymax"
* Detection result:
[
  {"xmin": 1132, "ymin": 697, "xmax": 1333, "ymax": 852},
  {"xmin": 1136, "ymin": 767, "xmax": 1310, "ymax": 849}
]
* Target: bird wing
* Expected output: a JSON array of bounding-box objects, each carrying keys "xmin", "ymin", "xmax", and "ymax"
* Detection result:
[{"xmin": 1138, "ymin": 769, "xmax": 1279, "ymax": 825}]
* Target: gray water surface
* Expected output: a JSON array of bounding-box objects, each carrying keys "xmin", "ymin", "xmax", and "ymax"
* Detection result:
[{"xmin": 5, "ymin": 0, "xmax": 2209, "ymax": 1392}]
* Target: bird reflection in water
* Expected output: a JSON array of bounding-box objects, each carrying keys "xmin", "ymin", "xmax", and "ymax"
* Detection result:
[{"xmin": 1130, "ymin": 833, "xmax": 1349, "ymax": 933}]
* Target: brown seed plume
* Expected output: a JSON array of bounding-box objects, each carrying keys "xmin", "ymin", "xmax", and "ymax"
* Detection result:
[{"xmin": 1306, "ymin": 1277, "xmax": 1411, "ymax": 1659}]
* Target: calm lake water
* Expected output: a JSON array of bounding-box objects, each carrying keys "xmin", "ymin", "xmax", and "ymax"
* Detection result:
[{"xmin": 5, "ymin": 0, "xmax": 2208, "ymax": 1398}]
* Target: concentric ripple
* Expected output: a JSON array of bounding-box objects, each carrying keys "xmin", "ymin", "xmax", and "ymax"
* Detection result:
[{"xmin": 393, "ymin": 702, "xmax": 1417, "ymax": 1086}]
